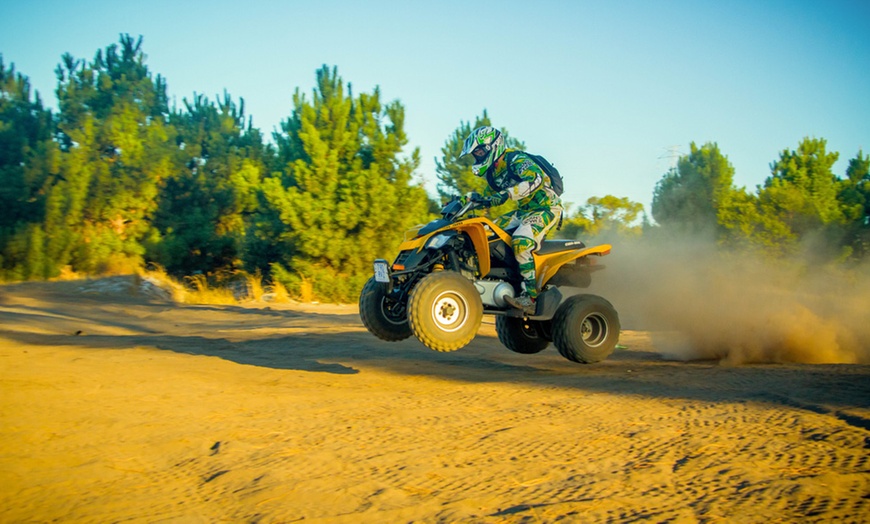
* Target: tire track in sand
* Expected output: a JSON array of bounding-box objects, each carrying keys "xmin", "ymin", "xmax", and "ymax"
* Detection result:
[{"xmin": 1, "ymin": 284, "xmax": 867, "ymax": 522}]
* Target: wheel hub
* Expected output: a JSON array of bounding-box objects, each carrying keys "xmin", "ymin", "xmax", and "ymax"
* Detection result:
[
  {"xmin": 380, "ymin": 297, "xmax": 406, "ymax": 326},
  {"xmin": 580, "ymin": 313, "xmax": 608, "ymax": 347},
  {"xmin": 431, "ymin": 291, "xmax": 467, "ymax": 332}
]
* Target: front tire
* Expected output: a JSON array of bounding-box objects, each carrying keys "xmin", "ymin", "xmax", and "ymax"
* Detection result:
[
  {"xmin": 552, "ymin": 294, "xmax": 620, "ymax": 364},
  {"xmin": 408, "ymin": 271, "xmax": 483, "ymax": 352},
  {"xmin": 359, "ymin": 277, "xmax": 412, "ymax": 342},
  {"xmin": 496, "ymin": 316, "xmax": 550, "ymax": 354}
]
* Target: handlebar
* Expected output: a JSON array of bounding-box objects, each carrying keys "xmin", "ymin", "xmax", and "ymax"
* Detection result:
[{"xmin": 441, "ymin": 196, "xmax": 487, "ymax": 221}]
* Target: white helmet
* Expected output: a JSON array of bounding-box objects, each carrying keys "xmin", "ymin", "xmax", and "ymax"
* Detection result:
[{"xmin": 461, "ymin": 126, "xmax": 506, "ymax": 177}]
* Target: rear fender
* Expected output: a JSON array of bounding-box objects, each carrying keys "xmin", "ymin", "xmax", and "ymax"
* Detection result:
[{"xmin": 534, "ymin": 244, "xmax": 612, "ymax": 289}]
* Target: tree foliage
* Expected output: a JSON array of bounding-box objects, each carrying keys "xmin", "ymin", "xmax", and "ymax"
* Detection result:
[
  {"xmin": 43, "ymin": 35, "xmax": 174, "ymax": 276},
  {"xmin": 0, "ymin": 56, "xmax": 59, "ymax": 279},
  {"xmin": 762, "ymin": 138, "xmax": 844, "ymax": 235},
  {"xmin": 839, "ymin": 151, "xmax": 870, "ymax": 257},
  {"xmin": 561, "ymin": 195, "xmax": 645, "ymax": 240},
  {"xmin": 2, "ymin": 34, "xmax": 869, "ymax": 298},
  {"xmin": 653, "ymin": 137, "xmax": 868, "ymax": 261},
  {"xmin": 150, "ymin": 92, "xmax": 267, "ymax": 275},
  {"xmin": 651, "ymin": 142, "xmax": 735, "ymax": 236},
  {"xmin": 718, "ymin": 138, "xmax": 853, "ymax": 257},
  {"xmin": 0, "ymin": 37, "xmax": 434, "ymax": 302},
  {"xmin": 259, "ymin": 66, "xmax": 432, "ymax": 301}
]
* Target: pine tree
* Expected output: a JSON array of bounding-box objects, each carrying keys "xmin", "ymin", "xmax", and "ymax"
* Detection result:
[
  {"xmin": 837, "ymin": 150, "xmax": 870, "ymax": 258},
  {"xmin": 651, "ymin": 142, "xmax": 735, "ymax": 236},
  {"xmin": 716, "ymin": 186, "xmax": 795, "ymax": 254},
  {"xmin": 261, "ymin": 66, "xmax": 431, "ymax": 301},
  {"xmin": 0, "ymin": 57, "xmax": 60, "ymax": 279},
  {"xmin": 760, "ymin": 137, "xmax": 844, "ymax": 236},
  {"xmin": 47, "ymin": 34, "xmax": 173, "ymax": 275},
  {"xmin": 717, "ymin": 138, "xmax": 851, "ymax": 258},
  {"xmin": 150, "ymin": 92, "xmax": 268, "ymax": 275}
]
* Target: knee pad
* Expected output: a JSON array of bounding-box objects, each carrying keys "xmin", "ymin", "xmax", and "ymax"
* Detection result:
[{"xmin": 512, "ymin": 236, "xmax": 537, "ymax": 263}]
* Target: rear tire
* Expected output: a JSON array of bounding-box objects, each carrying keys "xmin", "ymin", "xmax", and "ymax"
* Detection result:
[
  {"xmin": 552, "ymin": 294, "xmax": 620, "ymax": 364},
  {"xmin": 408, "ymin": 271, "xmax": 483, "ymax": 352},
  {"xmin": 359, "ymin": 277, "xmax": 412, "ymax": 342},
  {"xmin": 496, "ymin": 316, "xmax": 550, "ymax": 354}
]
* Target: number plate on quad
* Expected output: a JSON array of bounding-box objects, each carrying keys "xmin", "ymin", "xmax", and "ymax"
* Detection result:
[{"xmin": 373, "ymin": 259, "xmax": 390, "ymax": 283}]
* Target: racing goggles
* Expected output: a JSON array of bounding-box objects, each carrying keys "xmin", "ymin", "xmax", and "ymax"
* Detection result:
[{"xmin": 471, "ymin": 145, "xmax": 490, "ymax": 158}]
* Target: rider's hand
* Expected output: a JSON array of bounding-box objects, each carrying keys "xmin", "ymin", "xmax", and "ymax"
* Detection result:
[
  {"xmin": 460, "ymin": 191, "xmax": 485, "ymax": 207},
  {"xmin": 489, "ymin": 190, "xmax": 509, "ymax": 207}
]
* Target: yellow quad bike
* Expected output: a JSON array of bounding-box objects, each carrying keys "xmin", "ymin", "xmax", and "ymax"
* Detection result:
[{"xmin": 359, "ymin": 196, "xmax": 620, "ymax": 364}]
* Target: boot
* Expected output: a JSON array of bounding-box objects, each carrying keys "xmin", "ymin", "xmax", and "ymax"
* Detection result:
[{"xmin": 505, "ymin": 293, "xmax": 536, "ymax": 315}]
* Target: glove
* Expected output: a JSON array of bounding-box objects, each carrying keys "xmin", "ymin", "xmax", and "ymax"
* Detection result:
[
  {"xmin": 489, "ymin": 190, "xmax": 509, "ymax": 207},
  {"xmin": 460, "ymin": 191, "xmax": 487, "ymax": 207}
]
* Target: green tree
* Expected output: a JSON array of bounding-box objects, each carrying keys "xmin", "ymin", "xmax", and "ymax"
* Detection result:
[
  {"xmin": 716, "ymin": 187, "xmax": 794, "ymax": 254},
  {"xmin": 560, "ymin": 195, "xmax": 644, "ymax": 239},
  {"xmin": 651, "ymin": 142, "xmax": 736, "ymax": 235},
  {"xmin": 585, "ymin": 195, "xmax": 645, "ymax": 237},
  {"xmin": 838, "ymin": 150, "xmax": 870, "ymax": 258},
  {"xmin": 46, "ymin": 34, "xmax": 173, "ymax": 275},
  {"xmin": 260, "ymin": 66, "xmax": 431, "ymax": 301},
  {"xmin": 150, "ymin": 92, "xmax": 268, "ymax": 275},
  {"xmin": 717, "ymin": 138, "xmax": 854, "ymax": 258},
  {"xmin": 760, "ymin": 137, "xmax": 844, "ymax": 237},
  {"xmin": 0, "ymin": 57, "xmax": 59, "ymax": 279}
]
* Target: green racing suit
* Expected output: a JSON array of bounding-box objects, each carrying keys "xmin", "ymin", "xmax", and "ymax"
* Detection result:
[{"xmin": 482, "ymin": 148, "xmax": 563, "ymax": 299}]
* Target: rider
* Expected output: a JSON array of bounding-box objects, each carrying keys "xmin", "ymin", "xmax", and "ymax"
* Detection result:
[{"xmin": 459, "ymin": 125, "xmax": 563, "ymax": 314}]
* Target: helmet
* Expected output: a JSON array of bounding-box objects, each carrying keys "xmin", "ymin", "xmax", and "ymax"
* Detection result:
[{"xmin": 461, "ymin": 126, "xmax": 506, "ymax": 177}]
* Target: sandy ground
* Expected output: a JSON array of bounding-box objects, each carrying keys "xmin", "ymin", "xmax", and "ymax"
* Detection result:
[{"xmin": 0, "ymin": 276, "xmax": 868, "ymax": 523}]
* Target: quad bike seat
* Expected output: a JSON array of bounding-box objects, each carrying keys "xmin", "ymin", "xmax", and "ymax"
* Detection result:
[{"xmin": 537, "ymin": 239, "xmax": 587, "ymax": 255}]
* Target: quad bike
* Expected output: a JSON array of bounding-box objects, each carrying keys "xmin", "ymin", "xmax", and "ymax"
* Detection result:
[{"xmin": 359, "ymin": 196, "xmax": 620, "ymax": 364}]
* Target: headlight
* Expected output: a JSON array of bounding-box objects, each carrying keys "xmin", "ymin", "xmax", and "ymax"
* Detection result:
[{"xmin": 425, "ymin": 233, "xmax": 452, "ymax": 250}]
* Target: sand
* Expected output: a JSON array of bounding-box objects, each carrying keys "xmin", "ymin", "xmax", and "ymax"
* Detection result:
[{"xmin": 0, "ymin": 276, "xmax": 868, "ymax": 522}]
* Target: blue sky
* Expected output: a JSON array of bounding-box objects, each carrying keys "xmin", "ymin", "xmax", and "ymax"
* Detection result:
[{"xmin": 2, "ymin": 0, "xmax": 868, "ymax": 215}]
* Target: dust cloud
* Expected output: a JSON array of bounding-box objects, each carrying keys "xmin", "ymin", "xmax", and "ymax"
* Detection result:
[{"xmin": 591, "ymin": 237, "xmax": 870, "ymax": 365}]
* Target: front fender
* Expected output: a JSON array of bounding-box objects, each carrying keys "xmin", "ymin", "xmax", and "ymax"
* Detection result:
[{"xmin": 395, "ymin": 217, "xmax": 509, "ymax": 278}]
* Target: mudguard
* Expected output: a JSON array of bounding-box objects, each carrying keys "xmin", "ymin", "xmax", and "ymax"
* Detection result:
[
  {"xmin": 396, "ymin": 217, "xmax": 511, "ymax": 277},
  {"xmin": 534, "ymin": 244, "xmax": 612, "ymax": 290}
]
